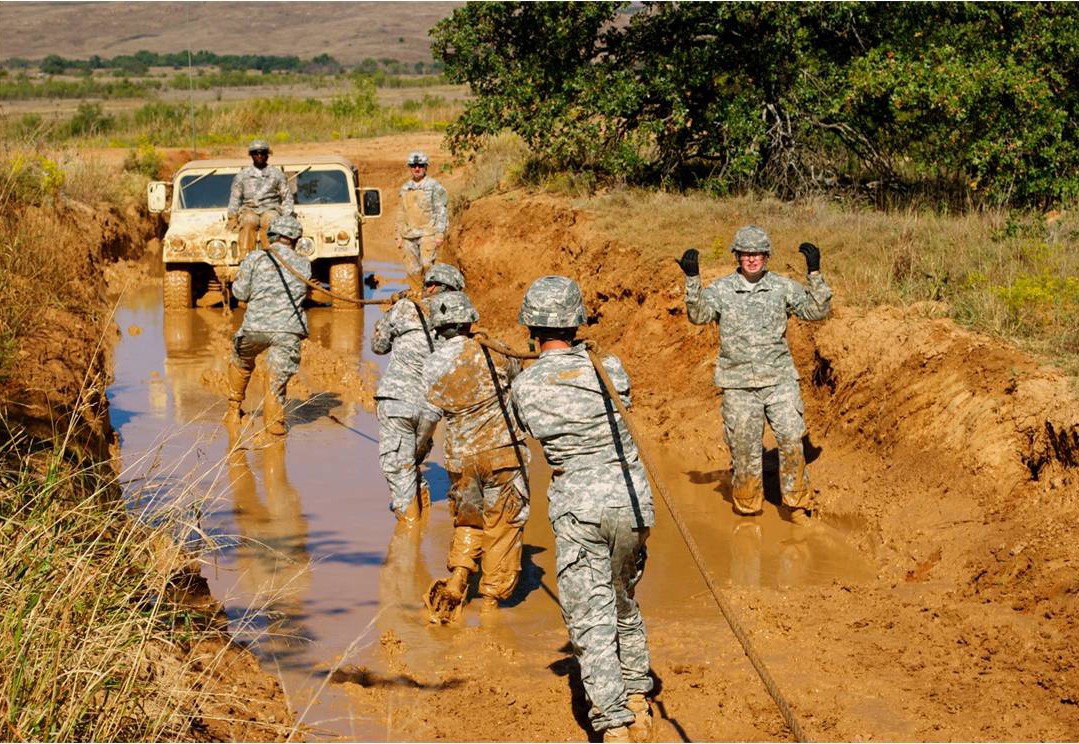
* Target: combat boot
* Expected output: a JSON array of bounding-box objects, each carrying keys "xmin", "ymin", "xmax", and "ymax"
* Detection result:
[
  {"xmin": 443, "ymin": 566, "xmax": 470, "ymax": 601},
  {"xmin": 223, "ymin": 364, "xmax": 252, "ymax": 426},
  {"xmin": 626, "ymin": 693, "xmax": 653, "ymax": 742},
  {"xmin": 478, "ymin": 595, "xmax": 499, "ymax": 612},
  {"xmin": 260, "ymin": 392, "xmax": 289, "ymax": 438},
  {"xmin": 603, "ymin": 725, "xmax": 631, "ymax": 743}
]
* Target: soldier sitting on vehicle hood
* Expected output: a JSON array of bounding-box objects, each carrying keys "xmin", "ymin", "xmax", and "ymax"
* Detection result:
[{"xmin": 227, "ymin": 139, "xmax": 294, "ymax": 258}]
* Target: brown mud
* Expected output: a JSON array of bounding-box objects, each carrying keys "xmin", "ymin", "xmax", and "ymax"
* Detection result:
[{"xmin": 95, "ymin": 133, "xmax": 1078, "ymax": 741}]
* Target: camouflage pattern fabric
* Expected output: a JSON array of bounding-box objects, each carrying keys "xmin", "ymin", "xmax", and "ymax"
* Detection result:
[
  {"xmin": 420, "ymin": 335, "xmax": 524, "ymax": 473},
  {"xmin": 684, "ymin": 270, "xmax": 831, "ymax": 388},
  {"xmin": 511, "ymin": 344, "xmax": 655, "ymax": 527},
  {"xmin": 445, "ymin": 452, "xmax": 529, "ymax": 600},
  {"xmin": 422, "ymin": 334, "xmax": 530, "ymax": 601},
  {"xmin": 371, "ymin": 295, "xmax": 437, "ymax": 413},
  {"xmin": 376, "ymin": 402, "xmax": 431, "ymax": 515},
  {"xmin": 230, "ymin": 331, "xmax": 301, "ymax": 404},
  {"xmin": 552, "ymin": 509, "xmax": 651, "ymax": 733},
  {"xmin": 228, "ymin": 164, "xmax": 294, "ymax": 216},
  {"xmin": 400, "ymin": 236, "xmax": 440, "ymax": 276},
  {"xmin": 722, "ymin": 382, "xmax": 810, "ymax": 514},
  {"xmin": 394, "ymin": 176, "xmax": 448, "ymax": 240},
  {"xmin": 232, "ymin": 241, "xmax": 311, "ymax": 337},
  {"xmin": 729, "ymin": 224, "xmax": 772, "ymax": 254},
  {"xmin": 511, "ymin": 343, "xmax": 654, "ymax": 735}
]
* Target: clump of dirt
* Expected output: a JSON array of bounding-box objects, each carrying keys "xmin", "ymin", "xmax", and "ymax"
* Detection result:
[{"xmin": 423, "ymin": 189, "xmax": 1079, "ymax": 741}]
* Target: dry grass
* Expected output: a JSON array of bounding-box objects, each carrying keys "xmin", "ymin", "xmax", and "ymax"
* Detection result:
[{"xmin": 571, "ymin": 188, "xmax": 1079, "ymax": 374}]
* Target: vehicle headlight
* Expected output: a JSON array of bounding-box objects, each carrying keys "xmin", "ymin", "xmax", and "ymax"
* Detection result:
[
  {"xmin": 206, "ymin": 239, "xmax": 227, "ymax": 259},
  {"xmin": 336, "ymin": 230, "xmax": 351, "ymax": 245},
  {"xmin": 296, "ymin": 237, "xmax": 316, "ymax": 256},
  {"xmin": 323, "ymin": 233, "xmax": 335, "ymax": 244},
  {"xmin": 167, "ymin": 237, "xmax": 187, "ymax": 253}
]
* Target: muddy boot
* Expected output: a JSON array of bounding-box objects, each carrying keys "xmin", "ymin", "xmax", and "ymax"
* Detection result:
[
  {"xmin": 627, "ymin": 694, "xmax": 653, "ymax": 743},
  {"xmin": 478, "ymin": 595, "xmax": 499, "ymax": 613},
  {"xmin": 252, "ymin": 392, "xmax": 288, "ymax": 446},
  {"xmin": 603, "ymin": 725, "xmax": 631, "ymax": 743},
  {"xmin": 222, "ymin": 364, "xmax": 251, "ymax": 426},
  {"xmin": 788, "ymin": 507, "xmax": 813, "ymax": 526}
]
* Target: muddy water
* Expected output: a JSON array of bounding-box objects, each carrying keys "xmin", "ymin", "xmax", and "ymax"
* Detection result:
[{"xmin": 107, "ymin": 261, "xmax": 871, "ymax": 740}]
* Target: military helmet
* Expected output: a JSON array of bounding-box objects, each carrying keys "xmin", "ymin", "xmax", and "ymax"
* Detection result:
[
  {"xmin": 424, "ymin": 262, "xmax": 465, "ymax": 291},
  {"xmin": 248, "ymin": 139, "xmax": 272, "ymax": 154},
  {"xmin": 407, "ymin": 151, "xmax": 429, "ymax": 167},
  {"xmin": 518, "ymin": 275, "xmax": 587, "ymax": 328},
  {"xmin": 267, "ymin": 215, "xmax": 303, "ymax": 240},
  {"xmin": 730, "ymin": 225, "xmax": 771, "ymax": 255},
  {"xmin": 429, "ymin": 291, "xmax": 479, "ymax": 327}
]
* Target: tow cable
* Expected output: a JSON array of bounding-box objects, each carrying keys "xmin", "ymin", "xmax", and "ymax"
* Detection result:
[{"xmin": 260, "ymin": 247, "xmax": 809, "ymax": 740}]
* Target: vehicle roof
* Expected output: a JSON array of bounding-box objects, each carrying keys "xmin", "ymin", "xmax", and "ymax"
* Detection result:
[{"xmin": 176, "ymin": 155, "xmax": 355, "ymax": 172}]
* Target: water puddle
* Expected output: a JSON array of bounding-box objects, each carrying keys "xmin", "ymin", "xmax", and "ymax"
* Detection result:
[{"xmin": 107, "ymin": 261, "xmax": 873, "ymax": 739}]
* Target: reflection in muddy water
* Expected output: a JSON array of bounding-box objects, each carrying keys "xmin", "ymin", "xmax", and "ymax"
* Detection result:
[{"xmin": 108, "ymin": 261, "xmax": 875, "ymax": 741}]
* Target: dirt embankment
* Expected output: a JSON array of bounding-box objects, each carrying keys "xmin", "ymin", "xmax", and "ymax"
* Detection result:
[
  {"xmin": 3, "ymin": 196, "xmax": 296, "ymax": 741},
  {"xmin": 438, "ymin": 191, "xmax": 1079, "ymax": 740}
]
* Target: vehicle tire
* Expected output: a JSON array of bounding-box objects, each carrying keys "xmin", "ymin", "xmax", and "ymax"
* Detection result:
[
  {"xmin": 163, "ymin": 265, "xmax": 193, "ymax": 309},
  {"xmin": 328, "ymin": 258, "xmax": 360, "ymax": 308}
]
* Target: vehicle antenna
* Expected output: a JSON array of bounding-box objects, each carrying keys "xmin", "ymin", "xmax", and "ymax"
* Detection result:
[{"xmin": 186, "ymin": 4, "xmax": 196, "ymax": 156}]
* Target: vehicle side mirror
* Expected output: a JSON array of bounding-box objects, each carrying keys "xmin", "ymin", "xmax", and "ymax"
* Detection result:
[
  {"xmin": 147, "ymin": 181, "xmax": 168, "ymax": 213},
  {"xmin": 361, "ymin": 188, "xmax": 382, "ymax": 218}
]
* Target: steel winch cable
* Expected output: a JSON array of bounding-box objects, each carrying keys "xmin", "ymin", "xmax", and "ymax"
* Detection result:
[{"xmin": 262, "ymin": 244, "xmax": 395, "ymax": 306}]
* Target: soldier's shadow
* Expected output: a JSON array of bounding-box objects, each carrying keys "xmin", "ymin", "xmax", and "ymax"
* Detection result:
[
  {"xmin": 288, "ymin": 391, "xmax": 343, "ymax": 427},
  {"xmin": 686, "ymin": 435, "xmax": 823, "ymax": 512}
]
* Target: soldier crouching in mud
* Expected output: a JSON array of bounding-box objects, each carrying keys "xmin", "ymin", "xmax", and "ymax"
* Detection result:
[
  {"xmin": 677, "ymin": 225, "xmax": 831, "ymax": 524},
  {"xmin": 371, "ymin": 262, "xmax": 466, "ymax": 523},
  {"xmin": 419, "ymin": 291, "xmax": 530, "ymax": 621},
  {"xmin": 227, "ymin": 139, "xmax": 294, "ymax": 258},
  {"xmin": 222, "ymin": 215, "xmax": 311, "ymax": 442},
  {"xmin": 511, "ymin": 276, "xmax": 655, "ymax": 743}
]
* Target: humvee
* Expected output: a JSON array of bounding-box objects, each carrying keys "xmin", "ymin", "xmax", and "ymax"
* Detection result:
[{"xmin": 146, "ymin": 155, "xmax": 382, "ymax": 308}]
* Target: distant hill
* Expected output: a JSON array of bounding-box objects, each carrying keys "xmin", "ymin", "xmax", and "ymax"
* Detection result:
[{"xmin": 0, "ymin": 1, "xmax": 462, "ymax": 65}]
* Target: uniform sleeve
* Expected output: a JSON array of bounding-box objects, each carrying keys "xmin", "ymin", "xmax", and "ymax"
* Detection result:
[
  {"xmin": 277, "ymin": 168, "xmax": 294, "ymax": 215},
  {"xmin": 510, "ymin": 381, "xmax": 534, "ymax": 438},
  {"xmin": 420, "ymin": 357, "xmax": 445, "ymax": 424},
  {"xmin": 393, "ymin": 183, "xmax": 408, "ymax": 239},
  {"xmin": 231, "ymin": 252, "xmax": 257, "ymax": 301},
  {"xmin": 787, "ymin": 273, "xmax": 832, "ymax": 321},
  {"xmin": 228, "ymin": 172, "xmax": 243, "ymax": 216},
  {"xmin": 432, "ymin": 181, "xmax": 449, "ymax": 235},
  {"xmin": 685, "ymin": 274, "xmax": 717, "ymax": 325},
  {"xmin": 601, "ymin": 353, "xmax": 633, "ymax": 409},
  {"xmin": 371, "ymin": 300, "xmax": 402, "ymax": 355}
]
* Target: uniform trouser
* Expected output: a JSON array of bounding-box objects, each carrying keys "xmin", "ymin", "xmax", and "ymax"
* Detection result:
[
  {"xmin": 400, "ymin": 235, "xmax": 439, "ymax": 277},
  {"xmin": 239, "ymin": 208, "xmax": 280, "ymax": 257},
  {"xmin": 552, "ymin": 507, "xmax": 651, "ymax": 733},
  {"xmin": 376, "ymin": 401, "xmax": 431, "ymax": 516},
  {"xmin": 721, "ymin": 380, "xmax": 810, "ymax": 514},
  {"xmin": 230, "ymin": 330, "xmax": 301, "ymax": 406},
  {"xmin": 446, "ymin": 454, "xmax": 528, "ymax": 601}
]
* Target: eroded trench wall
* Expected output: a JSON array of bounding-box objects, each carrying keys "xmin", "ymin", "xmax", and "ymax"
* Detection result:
[{"xmin": 445, "ymin": 191, "xmax": 1079, "ymax": 602}]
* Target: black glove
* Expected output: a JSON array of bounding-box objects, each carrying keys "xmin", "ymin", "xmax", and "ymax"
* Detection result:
[
  {"xmin": 798, "ymin": 242, "xmax": 821, "ymax": 273},
  {"xmin": 676, "ymin": 248, "xmax": 700, "ymax": 277}
]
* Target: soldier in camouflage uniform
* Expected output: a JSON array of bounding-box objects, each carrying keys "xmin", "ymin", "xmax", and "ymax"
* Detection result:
[
  {"xmin": 372, "ymin": 262, "xmax": 465, "ymax": 522},
  {"xmin": 227, "ymin": 140, "xmax": 294, "ymax": 258},
  {"xmin": 511, "ymin": 276, "xmax": 655, "ymax": 743},
  {"xmin": 223, "ymin": 214, "xmax": 310, "ymax": 440},
  {"xmin": 393, "ymin": 151, "xmax": 449, "ymax": 278},
  {"xmin": 420, "ymin": 291, "xmax": 530, "ymax": 612},
  {"xmin": 678, "ymin": 226, "xmax": 831, "ymax": 523}
]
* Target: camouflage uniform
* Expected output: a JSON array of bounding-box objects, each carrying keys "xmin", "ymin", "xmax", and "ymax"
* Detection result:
[
  {"xmin": 394, "ymin": 176, "xmax": 449, "ymax": 276},
  {"xmin": 228, "ymin": 164, "xmax": 294, "ymax": 255},
  {"xmin": 512, "ymin": 343, "xmax": 654, "ymax": 733},
  {"xmin": 685, "ymin": 267, "xmax": 831, "ymax": 513},
  {"xmin": 421, "ymin": 335, "xmax": 529, "ymax": 601},
  {"xmin": 230, "ymin": 240, "xmax": 311, "ymax": 409},
  {"xmin": 371, "ymin": 295, "xmax": 439, "ymax": 516}
]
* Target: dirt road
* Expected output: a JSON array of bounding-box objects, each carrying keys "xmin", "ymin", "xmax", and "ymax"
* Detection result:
[{"xmin": 106, "ymin": 133, "xmax": 1078, "ymax": 741}]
